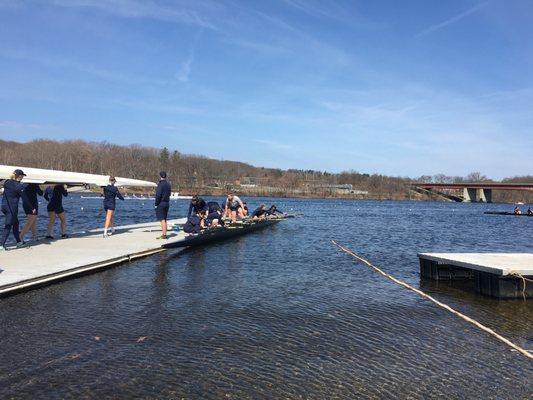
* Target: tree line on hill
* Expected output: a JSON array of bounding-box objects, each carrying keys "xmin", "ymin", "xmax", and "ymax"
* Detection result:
[{"xmin": 1, "ymin": 139, "xmax": 531, "ymax": 203}]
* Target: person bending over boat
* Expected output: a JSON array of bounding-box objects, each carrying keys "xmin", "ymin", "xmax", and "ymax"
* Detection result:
[
  {"xmin": 102, "ymin": 176, "xmax": 125, "ymax": 237},
  {"xmin": 155, "ymin": 171, "xmax": 171, "ymax": 239},
  {"xmin": 45, "ymin": 184, "xmax": 68, "ymax": 239},
  {"xmin": 251, "ymin": 204, "xmax": 268, "ymax": 220},
  {"xmin": 206, "ymin": 207, "xmax": 224, "ymax": 227},
  {"xmin": 242, "ymin": 201, "xmax": 249, "ymax": 217},
  {"xmin": 514, "ymin": 206, "xmax": 522, "ymax": 215},
  {"xmin": 19, "ymin": 183, "xmax": 43, "ymax": 242},
  {"xmin": 224, "ymin": 193, "xmax": 245, "ymax": 222},
  {"xmin": 183, "ymin": 209, "xmax": 206, "ymax": 234},
  {"xmin": 528, "ymin": 207, "xmax": 533, "ymax": 216},
  {"xmin": 1, "ymin": 169, "xmax": 34, "ymax": 251},
  {"xmin": 267, "ymin": 205, "xmax": 284, "ymax": 217},
  {"xmin": 207, "ymin": 201, "xmax": 222, "ymax": 214},
  {"xmin": 188, "ymin": 195, "xmax": 207, "ymax": 217}
]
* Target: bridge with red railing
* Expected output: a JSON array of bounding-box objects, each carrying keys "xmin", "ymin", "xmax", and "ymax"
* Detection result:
[{"xmin": 410, "ymin": 182, "xmax": 533, "ymax": 203}]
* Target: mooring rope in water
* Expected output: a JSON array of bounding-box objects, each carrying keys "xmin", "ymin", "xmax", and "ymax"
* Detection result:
[
  {"xmin": 509, "ymin": 272, "xmax": 532, "ymax": 301},
  {"xmin": 331, "ymin": 240, "xmax": 533, "ymax": 360}
]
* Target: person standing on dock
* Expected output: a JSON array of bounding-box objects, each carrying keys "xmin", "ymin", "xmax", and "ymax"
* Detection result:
[
  {"xmin": 102, "ymin": 176, "xmax": 124, "ymax": 237},
  {"xmin": 1, "ymin": 169, "xmax": 34, "ymax": 251},
  {"xmin": 44, "ymin": 184, "xmax": 68, "ymax": 239},
  {"xmin": 19, "ymin": 183, "xmax": 43, "ymax": 242},
  {"xmin": 155, "ymin": 171, "xmax": 171, "ymax": 239},
  {"xmin": 187, "ymin": 195, "xmax": 207, "ymax": 218}
]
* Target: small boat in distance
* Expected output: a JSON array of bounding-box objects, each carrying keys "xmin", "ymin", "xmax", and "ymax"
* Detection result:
[{"xmin": 484, "ymin": 211, "xmax": 533, "ymax": 217}]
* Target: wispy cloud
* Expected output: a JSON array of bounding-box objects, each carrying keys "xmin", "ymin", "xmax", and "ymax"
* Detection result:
[
  {"xmin": 415, "ymin": 1, "xmax": 490, "ymax": 38},
  {"xmin": 254, "ymin": 139, "xmax": 294, "ymax": 151},
  {"xmin": 47, "ymin": 0, "xmax": 217, "ymax": 30},
  {"xmin": 0, "ymin": 120, "xmax": 50, "ymax": 129}
]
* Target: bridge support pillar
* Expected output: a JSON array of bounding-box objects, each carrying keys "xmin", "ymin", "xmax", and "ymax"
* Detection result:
[
  {"xmin": 478, "ymin": 189, "xmax": 492, "ymax": 203},
  {"xmin": 463, "ymin": 188, "xmax": 478, "ymax": 202}
]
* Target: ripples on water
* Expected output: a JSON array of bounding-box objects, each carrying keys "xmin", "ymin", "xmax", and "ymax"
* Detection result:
[{"xmin": 0, "ymin": 197, "xmax": 532, "ymax": 399}]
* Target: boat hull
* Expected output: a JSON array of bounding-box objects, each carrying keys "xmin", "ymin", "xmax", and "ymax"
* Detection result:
[{"xmin": 162, "ymin": 219, "xmax": 283, "ymax": 249}]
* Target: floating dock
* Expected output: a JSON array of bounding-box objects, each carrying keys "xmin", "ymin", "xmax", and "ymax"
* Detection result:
[
  {"xmin": 418, "ymin": 253, "xmax": 533, "ymax": 299},
  {"xmin": 0, "ymin": 217, "xmax": 286, "ymax": 297},
  {"xmin": 0, "ymin": 219, "xmax": 186, "ymax": 297}
]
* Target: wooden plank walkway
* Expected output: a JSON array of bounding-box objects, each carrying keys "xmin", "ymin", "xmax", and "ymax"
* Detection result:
[{"xmin": 0, "ymin": 219, "xmax": 187, "ymax": 296}]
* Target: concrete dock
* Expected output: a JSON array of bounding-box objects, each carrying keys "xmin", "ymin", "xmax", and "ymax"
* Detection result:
[
  {"xmin": 0, "ymin": 219, "xmax": 187, "ymax": 297},
  {"xmin": 419, "ymin": 253, "xmax": 533, "ymax": 299}
]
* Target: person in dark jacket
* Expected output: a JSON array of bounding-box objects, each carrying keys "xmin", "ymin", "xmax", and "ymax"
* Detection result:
[
  {"xmin": 267, "ymin": 205, "xmax": 284, "ymax": 216},
  {"xmin": 155, "ymin": 171, "xmax": 171, "ymax": 239},
  {"xmin": 251, "ymin": 204, "xmax": 268, "ymax": 220},
  {"xmin": 1, "ymin": 169, "xmax": 34, "ymax": 250},
  {"xmin": 183, "ymin": 210, "xmax": 206, "ymax": 234},
  {"xmin": 206, "ymin": 207, "xmax": 224, "ymax": 227},
  {"xmin": 103, "ymin": 176, "xmax": 124, "ymax": 237},
  {"xmin": 187, "ymin": 195, "xmax": 207, "ymax": 218},
  {"xmin": 19, "ymin": 183, "xmax": 43, "ymax": 241},
  {"xmin": 207, "ymin": 201, "xmax": 222, "ymax": 214},
  {"xmin": 45, "ymin": 184, "xmax": 68, "ymax": 239}
]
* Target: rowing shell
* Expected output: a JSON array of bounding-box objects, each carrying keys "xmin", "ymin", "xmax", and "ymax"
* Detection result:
[
  {"xmin": 484, "ymin": 211, "xmax": 533, "ymax": 217},
  {"xmin": 162, "ymin": 218, "xmax": 284, "ymax": 249}
]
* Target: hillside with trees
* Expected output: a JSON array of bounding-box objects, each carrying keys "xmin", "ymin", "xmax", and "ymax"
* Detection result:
[{"xmin": 1, "ymin": 139, "xmax": 531, "ymax": 203}]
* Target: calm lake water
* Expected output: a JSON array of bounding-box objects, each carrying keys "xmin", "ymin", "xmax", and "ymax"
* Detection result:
[{"xmin": 1, "ymin": 196, "xmax": 532, "ymax": 399}]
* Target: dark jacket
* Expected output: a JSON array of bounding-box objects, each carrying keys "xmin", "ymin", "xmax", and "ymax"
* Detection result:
[
  {"xmin": 23, "ymin": 183, "xmax": 43, "ymax": 210},
  {"xmin": 183, "ymin": 214, "xmax": 203, "ymax": 234},
  {"xmin": 45, "ymin": 185, "xmax": 68, "ymax": 210},
  {"xmin": 188, "ymin": 197, "xmax": 207, "ymax": 217},
  {"xmin": 103, "ymin": 184, "xmax": 124, "ymax": 209},
  {"xmin": 155, "ymin": 180, "xmax": 171, "ymax": 206},
  {"xmin": 2, "ymin": 179, "xmax": 32, "ymax": 212}
]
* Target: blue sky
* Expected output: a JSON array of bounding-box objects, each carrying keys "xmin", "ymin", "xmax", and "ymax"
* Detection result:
[{"xmin": 0, "ymin": 0, "xmax": 532, "ymax": 179}]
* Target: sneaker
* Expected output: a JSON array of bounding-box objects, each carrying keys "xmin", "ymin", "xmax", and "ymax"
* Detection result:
[
  {"xmin": 0, "ymin": 246, "xmax": 6, "ymax": 252},
  {"xmin": 156, "ymin": 235, "xmax": 167, "ymax": 240},
  {"xmin": 45, "ymin": 235, "xmax": 54, "ymax": 239},
  {"xmin": 16, "ymin": 241, "xmax": 26, "ymax": 248},
  {"xmin": 61, "ymin": 234, "xmax": 69, "ymax": 239}
]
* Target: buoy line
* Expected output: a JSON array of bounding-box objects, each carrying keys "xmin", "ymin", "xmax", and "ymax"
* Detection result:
[{"xmin": 331, "ymin": 240, "xmax": 533, "ymax": 360}]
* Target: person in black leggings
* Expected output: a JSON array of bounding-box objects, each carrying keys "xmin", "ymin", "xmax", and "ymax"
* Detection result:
[
  {"xmin": 45, "ymin": 184, "xmax": 68, "ymax": 239},
  {"xmin": 19, "ymin": 183, "xmax": 43, "ymax": 241},
  {"xmin": 1, "ymin": 169, "xmax": 34, "ymax": 250}
]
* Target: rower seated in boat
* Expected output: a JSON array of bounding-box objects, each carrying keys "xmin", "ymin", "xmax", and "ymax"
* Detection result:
[
  {"xmin": 514, "ymin": 206, "xmax": 522, "ymax": 215},
  {"xmin": 183, "ymin": 209, "xmax": 207, "ymax": 235},
  {"xmin": 527, "ymin": 207, "xmax": 533, "ymax": 216},
  {"xmin": 251, "ymin": 204, "xmax": 268, "ymax": 220}
]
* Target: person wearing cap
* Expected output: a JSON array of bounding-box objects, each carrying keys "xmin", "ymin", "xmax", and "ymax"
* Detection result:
[
  {"xmin": 44, "ymin": 184, "xmax": 68, "ymax": 239},
  {"xmin": 102, "ymin": 176, "xmax": 125, "ymax": 237},
  {"xmin": 1, "ymin": 169, "xmax": 34, "ymax": 250},
  {"xmin": 155, "ymin": 171, "xmax": 171, "ymax": 239},
  {"xmin": 187, "ymin": 195, "xmax": 207, "ymax": 218},
  {"xmin": 19, "ymin": 183, "xmax": 43, "ymax": 242}
]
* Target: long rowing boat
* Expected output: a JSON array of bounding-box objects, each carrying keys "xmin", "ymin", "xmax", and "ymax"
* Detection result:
[
  {"xmin": 484, "ymin": 211, "xmax": 533, "ymax": 217},
  {"xmin": 162, "ymin": 218, "xmax": 285, "ymax": 249}
]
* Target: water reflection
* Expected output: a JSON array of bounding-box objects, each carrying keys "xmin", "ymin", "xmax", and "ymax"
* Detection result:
[{"xmin": 0, "ymin": 197, "xmax": 532, "ymax": 398}]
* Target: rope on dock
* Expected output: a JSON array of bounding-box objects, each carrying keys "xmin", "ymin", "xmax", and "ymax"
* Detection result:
[{"xmin": 331, "ymin": 240, "xmax": 533, "ymax": 360}]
